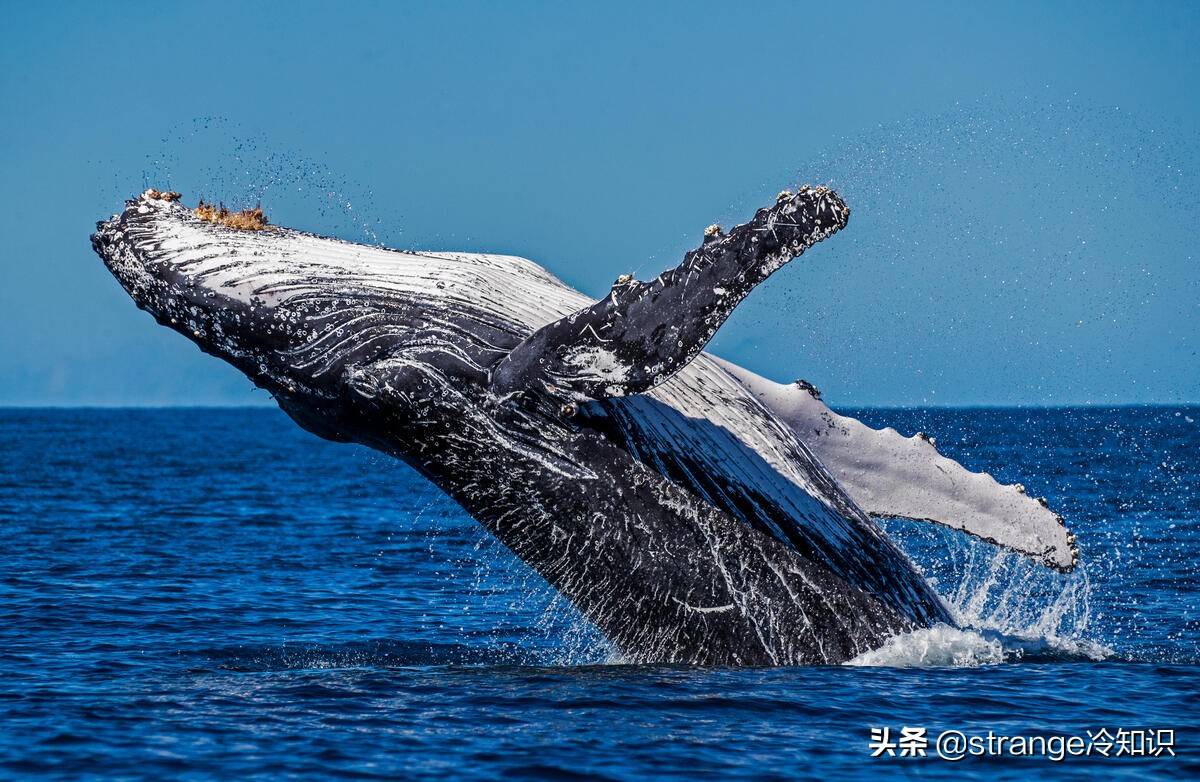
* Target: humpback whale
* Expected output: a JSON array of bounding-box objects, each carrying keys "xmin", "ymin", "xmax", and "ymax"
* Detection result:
[{"xmin": 92, "ymin": 187, "xmax": 1076, "ymax": 665}]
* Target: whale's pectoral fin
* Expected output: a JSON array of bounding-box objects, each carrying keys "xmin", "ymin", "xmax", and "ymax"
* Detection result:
[
  {"xmin": 489, "ymin": 186, "xmax": 851, "ymax": 405},
  {"xmin": 715, "ymin": 358, "xmax": 1079, "ymax": 571}
]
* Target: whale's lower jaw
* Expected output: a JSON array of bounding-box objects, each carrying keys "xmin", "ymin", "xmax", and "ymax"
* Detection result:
[{"xmin": 92, "ymin": 191, "xmax": 955, "ymax": 666}]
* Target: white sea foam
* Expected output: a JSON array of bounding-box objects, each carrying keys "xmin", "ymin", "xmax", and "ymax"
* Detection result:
[
  {"xmin": 847, "ymin": 624, "xmax": 1006, "ymax": 667},
  {"xmin": 848, "ymin": 531, "xmax": 1114, "ymax": 668},
  {"xmin": 847, "ymin": 624, "xmax": 1111, "ymax": 668}
]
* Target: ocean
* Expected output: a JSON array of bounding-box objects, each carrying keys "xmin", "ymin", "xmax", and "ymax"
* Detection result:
[{"xmin": 1, "ymin": 406, "xmax": 1196, "ymax": 779}]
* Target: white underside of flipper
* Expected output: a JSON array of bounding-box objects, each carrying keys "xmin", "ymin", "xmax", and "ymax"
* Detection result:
[{"xmin": 712, "ymin": 358, "xmax": 1078, "ymax": 571}]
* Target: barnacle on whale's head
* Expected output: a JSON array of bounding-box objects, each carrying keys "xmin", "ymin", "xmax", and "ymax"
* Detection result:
[
  {"xmin": 138, "ymin": 188, "xmax": 273, "ymax": 231},
  {"xmin": 144, "ymin": 188, "xmax": 181, "ymax": 202},
  {"xmin": 195, "ymin": 199, "xmax": 271, "ymax": 231}
]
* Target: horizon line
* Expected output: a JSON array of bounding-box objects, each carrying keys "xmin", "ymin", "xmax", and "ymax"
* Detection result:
[{"xmin": 3, "ymin": 402, "xmax": 1197, "ymax": 412}]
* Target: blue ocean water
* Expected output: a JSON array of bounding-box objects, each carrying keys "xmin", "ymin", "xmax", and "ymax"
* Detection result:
[{"xmin": 1, "ymin": 406, "xmax": 1197, "ymax": 779}]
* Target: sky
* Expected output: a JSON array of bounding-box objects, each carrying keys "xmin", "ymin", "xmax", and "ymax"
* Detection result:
[{"xmin": 1, "ymin": 1, "xmax": 1197, "ymax": 407}]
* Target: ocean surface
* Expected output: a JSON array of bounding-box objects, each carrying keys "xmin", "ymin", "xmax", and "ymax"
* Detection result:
[{"xmin": 1, "ymin": 406, "xmax": 1197, "ymax": 779}]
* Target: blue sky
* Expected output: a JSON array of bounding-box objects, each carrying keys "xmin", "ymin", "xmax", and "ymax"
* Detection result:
[{"xmin": 1, "ymin": 1, "xmax": 1196, "ymax": 406}]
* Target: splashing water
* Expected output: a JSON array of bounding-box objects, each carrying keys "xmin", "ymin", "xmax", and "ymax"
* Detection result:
[
  {"xmin": 848, "ymin": 527, "xmax": 1113, "ymax": 667},
  {"xmin": 839, "ymin": 404, "xmax": 1199, "ymax": 668}
]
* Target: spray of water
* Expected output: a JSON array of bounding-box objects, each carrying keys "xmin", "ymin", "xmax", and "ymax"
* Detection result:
[
  {"xmin": 136, "ymin": 116, "xmax": 384, "ymax": 246},
  {"xmin": 846, "ymin": 518, "xmax": 1113, "ymax": 668}
]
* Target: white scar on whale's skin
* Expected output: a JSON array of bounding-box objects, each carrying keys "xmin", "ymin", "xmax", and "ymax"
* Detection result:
[{"xmin": 109, "ymin": 192, "xmax": 1076, "ymax": 575}]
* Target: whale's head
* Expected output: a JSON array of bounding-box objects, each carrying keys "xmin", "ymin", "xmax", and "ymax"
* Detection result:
[
  {"xmin": 91, "ymin": 190, "xmax": 580, "ymax": 419},
  {"xmin": 92, "ymin": 190, "xmax": 338, "ymax": 401}
]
